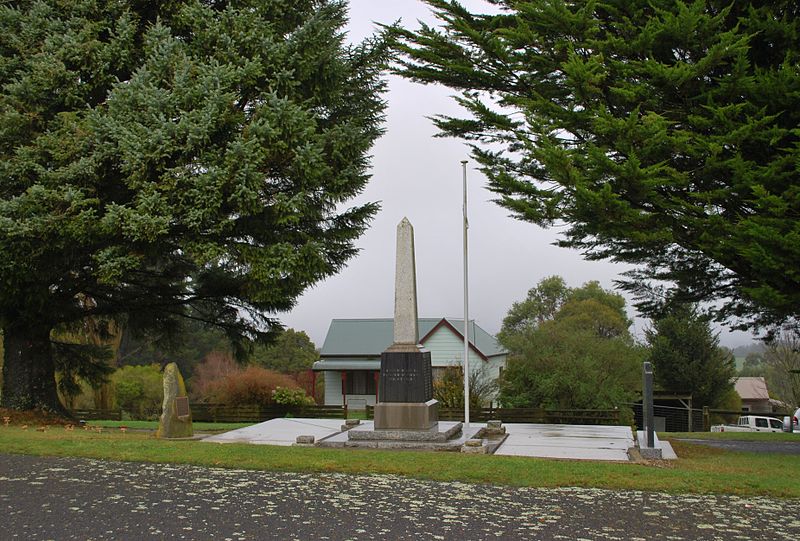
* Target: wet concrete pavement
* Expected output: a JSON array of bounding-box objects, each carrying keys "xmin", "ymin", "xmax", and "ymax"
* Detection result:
[
  {"xmin": 205, "ymin": 419, "xmax": 641, "ymax": 461},
  {"xmin": 2, "ymin": 454, "xmax": 799, "ymax": 540}
]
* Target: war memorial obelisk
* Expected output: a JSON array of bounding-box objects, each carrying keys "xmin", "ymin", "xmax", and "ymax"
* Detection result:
[{"xmin": 373, "ymin": 218, "xmax": 438, "ymax": 430}]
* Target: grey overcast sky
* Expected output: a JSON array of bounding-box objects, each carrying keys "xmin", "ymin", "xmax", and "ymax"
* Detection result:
[{"xmin": 280, "ymin": 0, "xmax": 754, "ymax": 348}]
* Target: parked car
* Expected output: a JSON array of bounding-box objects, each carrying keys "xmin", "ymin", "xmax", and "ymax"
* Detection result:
[
  {"xmin": 780, "ymin": 409, "xmax": 800, "ymax": 432},
  {"xmin": 711, "ymin": 415, "xmax": 785, "ymax": 433}
]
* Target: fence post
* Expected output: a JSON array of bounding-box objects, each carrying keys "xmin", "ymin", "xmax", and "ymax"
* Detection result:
[{"xmin": 703, "ymin": 406, "xmax": 710, "ymax": 432}]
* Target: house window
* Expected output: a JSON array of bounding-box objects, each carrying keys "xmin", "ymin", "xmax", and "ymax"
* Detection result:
[{"xmin": 345, "ymin": 371, "xmax": 376, "ymax": 395}]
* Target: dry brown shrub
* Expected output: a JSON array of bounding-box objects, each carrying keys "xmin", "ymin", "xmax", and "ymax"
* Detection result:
[
  {"xmin": 189, "ymin": 351, "xmax": 240, "ymax": 402},
  {"xmin": 209, "ymin": 366, "xmax": 299, "ymax": 406}
]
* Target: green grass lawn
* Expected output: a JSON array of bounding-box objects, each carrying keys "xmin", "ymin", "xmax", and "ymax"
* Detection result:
[
  {"xmin": 1, "ymin": 426, "xmax": 798, "ymax": 498},
  {"xmin": 87, "ymin": 420, "xmax": 254, "ymax": 432},
  {"xmin": 664, "ymin": 431, "xmax": 800, "ymax": 441}
]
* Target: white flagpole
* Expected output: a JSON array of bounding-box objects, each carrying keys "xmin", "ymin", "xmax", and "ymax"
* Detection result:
[{"xmin": 462, "ymin": 160, "xmax": 470, "ymax": 428}]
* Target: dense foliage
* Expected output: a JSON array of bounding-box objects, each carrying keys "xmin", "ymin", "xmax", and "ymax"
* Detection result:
[
  {"xmin": 200, "ymin": 366, "xmax": 300, "ymax": 407},
  {"xmin": 393, "ymin": 1, "xmax": 800, "ymax": 331},
  {"xmin": 0, "ymin": 1, "xmax": 388, "ymax": 411},
  {"xmin": 111, "ymin": 364, "xmax": 164, "ymax": 419},
  {"xmin": 432, "ymin": 364, "xmax": 497, "ymax": 409},
  {"xmin": 272, "ymin": 386, "xmax": 315, "ymax": 407},
  {"xmin": 498, "ymin": 277, "xmax": 643, "ymax": 410},
  {"xmin": 117, "ymin": 317, "xmax": 231, "ymax": 380},
  {"xmin": 251, "ymin": 328, "xmax": 319, "ymax": 374},
  {"xmin": 645, "ymin": 305, "xmax": 737, "ymax": 408}
]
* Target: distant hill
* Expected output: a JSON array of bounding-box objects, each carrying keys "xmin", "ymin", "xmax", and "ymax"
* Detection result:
[{"xmin": 732, "ymin": 342, "xmax": 765, "ymax": 358}]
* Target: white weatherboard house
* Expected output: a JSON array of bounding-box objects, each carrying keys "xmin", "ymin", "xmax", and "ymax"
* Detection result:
[{"xmin": 312, "ymin": 318, "xmax": 507, "ymax": 409}]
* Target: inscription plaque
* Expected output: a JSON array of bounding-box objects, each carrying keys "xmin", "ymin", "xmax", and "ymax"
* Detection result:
[
  {"xmin": 379, "ymin": 350, "xmax": 433, "ymax": 403},
  {"xmin": 175, "ymin": 396, "xmax": 190, "ymax": 419}
]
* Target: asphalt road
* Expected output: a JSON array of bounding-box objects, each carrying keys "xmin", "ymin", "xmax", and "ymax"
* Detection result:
[
  {"xmin": 1, "ymin": 454, "xmax": 799, "ymax": 540},
  {"xmin": 674, "ymin": 439, "xmax": 800, "ymax": 455}
]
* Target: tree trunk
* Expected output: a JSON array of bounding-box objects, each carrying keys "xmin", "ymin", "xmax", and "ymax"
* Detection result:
[{"xmin": 1, "ymin": 322, "xmax": 66, "ymax": 413}]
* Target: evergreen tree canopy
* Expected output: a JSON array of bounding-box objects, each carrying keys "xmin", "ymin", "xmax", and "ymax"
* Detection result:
[
  {"xmin": 0, "ymin": 0, "xmax": 388, "ymax": 411},
  {"xmin": 392, "ymin": 0, "xmax": 800, "ymax": 331},
  {"xmin": 251, "ymin": 328, "xmax": 319, "ymax": 373},
  {"xmin": 645, "ymin": 305, "xmax": 736, "ymax": 408},
  {"xmin": 498, "ymin": 277, "xmax": 642, "ymax": 411}
]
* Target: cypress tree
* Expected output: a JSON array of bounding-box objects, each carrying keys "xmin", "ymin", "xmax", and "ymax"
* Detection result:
[
  {"xmin": 392, "ymin": 1, "xmax": 800, "ymax": 331},
  {"xmin": 0, "ymin": 1, "xmax": 388, "ymax": 411}
]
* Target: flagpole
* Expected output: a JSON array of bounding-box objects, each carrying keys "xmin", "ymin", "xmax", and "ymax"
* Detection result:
[{"xmin": 462, "ymin": 160, "xmax": 470, "ymax": 428}]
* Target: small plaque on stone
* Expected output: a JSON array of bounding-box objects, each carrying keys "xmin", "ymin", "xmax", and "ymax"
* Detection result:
[{"xmin": 175, "ymin": 396, "xmax": 190, "ymax": 419}]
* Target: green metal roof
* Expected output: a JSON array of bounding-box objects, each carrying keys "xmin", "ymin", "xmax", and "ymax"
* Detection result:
[
  {"xmin": 312, "ymin": 359, "xmax": 381, "ymax": 371},
  {"xmin": 319, "ymin": 318, "xmax": 506, "ymax": 358}
]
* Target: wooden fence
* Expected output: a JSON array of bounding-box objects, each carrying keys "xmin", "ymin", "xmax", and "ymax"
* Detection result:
[
  {"xmin": 69, "ymin": 404, "xmax": 347, "ymax": 423},
  {"xmin": 69, "ymin": 409, "xmax": 123, "ymax": 421},
  {"xmin": 364, "ymin": 405, "xmax": 620, "ymax": 425},
  {"xmin": 71, "ymin": 405, "xmax": 622, "ymax": 425},
  {"xmin": 191, "ymin": 404, "xmax": 346, "ymax": 423}
]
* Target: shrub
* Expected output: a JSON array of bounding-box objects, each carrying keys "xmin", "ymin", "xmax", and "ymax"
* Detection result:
[
  {"xmin": 291, "ymin": 370, "xmax": 322, "ymax": 404},
  {"xmin": 433, "ymin": 365, "xmax": 496, "ymax": 409},
  {"xmin": 209, "ymin": 366, "xmax": 298, "ymax": 407},
  {"xmin": 111, "ymin": 364, "xmax": 163, "ymax": 419},
  {"xmin": 188, "ymin": 351, "xmax": 240, "ymax": 402},
  {"xmin": 272, "ymin": 386, "xmax": 315, "ymax": 407}
]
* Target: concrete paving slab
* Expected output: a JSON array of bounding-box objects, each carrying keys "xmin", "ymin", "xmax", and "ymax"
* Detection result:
[
  {"xmin": 495, "ymin": 423, "xmax": 635, "ymax": 461},
  {"xmin": 204, "ymin": 419, "xmax": 638, "ymax": 461},
  {"xmin": 496, "ymin": 444, "xmax": 630, "ymax": 461},
  {"xmin": 500, "ymin": 434, "xmax": 631, "ymax": 450},
  {"xmin": 203, "ymin": 418, "xmax": 343, "ymax": 446},
  {"xmin": 505, "ymin": 424, "xmax": 633, "ymax": 439},
  {"xmin": 636, "ymin": 430, "xmax": 678, "ymax": 460}
]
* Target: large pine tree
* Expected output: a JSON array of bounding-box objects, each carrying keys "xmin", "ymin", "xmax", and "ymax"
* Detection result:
[
  {"xmin": 0, "ymin": 1, "xmax": 388, "ymax": 411},
  {"xmin": 392, "ymin": 1, "xmax": 800, "ymax": 331}
]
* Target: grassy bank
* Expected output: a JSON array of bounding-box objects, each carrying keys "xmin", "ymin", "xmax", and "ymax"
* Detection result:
[{"xmin": 1, "ymin": 427, "xmax": 798, "ymax": 498}]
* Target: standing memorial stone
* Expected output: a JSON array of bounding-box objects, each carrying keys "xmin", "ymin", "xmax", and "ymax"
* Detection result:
[
  {"xmin": 374, "ymin": 218, "xmax": 438, "ymax": 430},
  {"xmin": 156, "ymin": 362, "xmax": 193, "ymax": 439},
  {"xmin": 638, "ymin": 361, "xmax": 662, "ymax": 459}
]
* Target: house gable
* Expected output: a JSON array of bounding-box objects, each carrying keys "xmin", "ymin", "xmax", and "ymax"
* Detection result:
[{"xmin": 420, "ymin": 318, "xmax": 488, "ymax": 362}]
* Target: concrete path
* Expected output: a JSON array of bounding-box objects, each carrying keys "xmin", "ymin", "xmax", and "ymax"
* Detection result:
[
  {"xmin": 204, "ymin": 418, "xmax": 343, "ymax": 446},
  {"xmin": 3, "ymin": 454, "xmax": 799, "ymax": 540},
  {"xmin": 204, "ymin": 419, "xmax": 639, "ymax": 461},
  {"xmin": 495, "ymin": 423, "xmax": 634, "ymax": 461}
]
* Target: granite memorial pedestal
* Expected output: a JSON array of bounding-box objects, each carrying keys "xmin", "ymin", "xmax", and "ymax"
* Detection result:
[{"xmin": 374, "ymin": 346, "xmax": 437, "ymax": 430}]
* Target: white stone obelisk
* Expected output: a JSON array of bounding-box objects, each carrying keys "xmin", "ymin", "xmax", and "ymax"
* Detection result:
[
  {"xmin": 391, "ymin": 217, "xmax": 419, "ymax": 349},
  {"xmin": 374, "ymin": 217, "xmax": 437, "ymax": 430}
]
